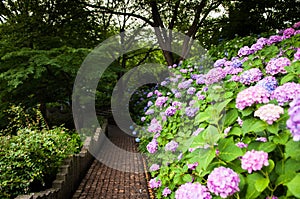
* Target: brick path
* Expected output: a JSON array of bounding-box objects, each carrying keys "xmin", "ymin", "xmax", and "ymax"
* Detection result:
[{"xmin": 72, "ymin": 125, "xmax": 150, "ymax": 199}]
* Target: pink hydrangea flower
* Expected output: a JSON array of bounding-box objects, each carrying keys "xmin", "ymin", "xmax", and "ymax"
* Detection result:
[
  {"xmin": 165, "ymin": 106, "xmax": 177, "ymax": 116},
  {"xmin": 294, "ymin": 48, "xmax": 300, "ymax": 61},
  {"xmin": 148, "ymin": 118, "xmax": 162, "ymax": 133},
  {"xmin": 149, "ymin": 164, "xmax": 160, "ymax": 172},
  {"xmin": 236, "ymin": 142, "xmax": 248, "ymax": 148},
  {"xmin": 165, "ymin": 140, "xmax": 179, "ymax": 152},
  {"xmin": 254, "ymin": 104, "xmax": 284, "ymax": 124},
  {"xmin": 149, "ymin": 178, "xmax": 162, "ymax": 189},
  {"xmin": 175, "ymin": 182, "xmax": 211, "ymax": 199},
  {"xmin": 283, "ymin": 28, "xmax": 295, "ymax": 38},
  {"xmin": 271, "ymin": 82, "xmax": 300, "ymax": 105},
  {"xmin": 266, "ymin": 57, "xmax": 290, "ymax": 75},
  {"xmin": 146, "ymin": 139, "xmax": 158, "ymax": 154},
  {"xmin": 205, "ymin": 67, "xmax": 227, "ymax": 85},
  {"xmin": 293, "ymin": 21, "xmax": 300, "ymax": 29},
  {"xmin": 162, "ymin": 187, "xmax": 172, "ymax": 197},
  {"xmin": 266, "ymin": 196, "xmax": 278, "ymax": 199},
  {"xmin": 187, "ymin": 162, "xmax": 198, "ymax": 170},
  {"xmin": 207, "ymin": 166, "xmax": 240, "ymax": 198},
  {"xmin": 155, "ymin": 96, "xmax": 168, "ymax": 107},
  {"xmin": 239, "ymin": 68, "xmax": 263, "ymax": 85},
  {"xmin": 238, "ymin": 46, "xmax": 252, "ymax": 57},
  {"xmin": 236, "ymin": 86, "xmax": 270, "ymax": 110},
  {"xmin": 237, "ymin": 117, "xmax": 243, "ymax": 126},
  {"xmin": 241, "ymin": 150, "xmax": 269, "ymax": 173}
]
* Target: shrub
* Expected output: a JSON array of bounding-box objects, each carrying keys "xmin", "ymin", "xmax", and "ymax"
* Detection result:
[{"xmin": 135, "ymin": 21, "xmax": 300, "ymax": 198}]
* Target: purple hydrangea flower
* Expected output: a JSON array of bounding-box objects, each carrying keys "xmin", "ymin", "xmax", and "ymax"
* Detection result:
[
  {"xmin": 205, "ymin": 67, "xmax": 227, "ymax": 85},
  {"xmin": 237, "ymin": 117, "xmax": 243, "ymax": 126},
  {"xmin": 187, "ymin": 162, "xmax": 198, "ymax": 170},
  {"xmin": 236, "ymin": 86, "xmax": 270, "ymax": 110},
  {"xmin": 236, "ymin": 142, "xmax": 248, "ymax": 148},
  {"xmin": 294, "ymin": 48, "xmax": 300, "ymax": 61},
  {"xmin": 187, "ymin": 87, "xmax": 196, "ymax": 95},
  {"xmin": 256, "ymin": 137, "xmax": 267, "ymax": 142},
  {"xmin": 207, "ymin": 166, "xmax": 240, "ymax": 198},
  {"xmin": 232, "ymin": 59, "xmax": 243, "ymax": 68},
  {"xmin": 165, "ymin": 106, "xmax": 177, "ymax": 116},
  {"xmin": 256, "ymin": 76, "xmax": 278, "ymax": 93},
  {"xmin": 214, "ymin": 58, "xmax": 227, "ymax": 68},
  {"xmin": 155, "ymin": 96, "xmax": 168, "ymax": 107},
  {"xmin": 271, "ymin": 82, "xmax": 300, "ymax": 105},
  {"xmin": 287, "ymin": 97, "xmax": 300, "ymax": 141},
  {"xmin": 172, "ymin": 101, "xmax": 182, "ymax": 109},
  {"xmin": 149, "ymin": 164, "xmax": 160, "ymax": 172},
  {"xmin": 185, "ymin": 107, "xmax": 199, "ymax": 117},
  {"xmin": 196, "ymin": 75, "xmax": 205, "ymax": 84},
  {"xmin": 267, "ymin": 35, "xmax": 283, "ymax": 45},
  {"xmin": 148, "ymin": 118, "xmax": 162, "ymax": 133},
  {"xmin": 224, "ymin": 126, "xmax": 232, "ymax": 136},
  {"xmin": 180, "ymin": 69, "xmax": 188, "ymax": 73},
  {"xmin": 251, "ymin": 42, "xmax": 264, "ymax": 52},
  {"xmin": 146, "ymin": 139, "xmax": 158, "ymax": 154},
  {"xmin": 178, "ymin": 79, "xmax": 193, "ymax": 89},
  {"xmin": 196, "ymin": 91, "xmax": 205, "ymax": 100},
  {"xmin": 293, "ymin": 21, "xmax": 300, "ymax": 28},
  {"xmin": 149, "ymin": 178, "xmax": 162, "ymax": 189},
  {"xmin": 145, "ymin": 109, "xmax": 155, "ymax": 115},
  {"xmin": 239, "ymin": 68, "xmax": 263, "ymax": 85},
  {"xmin": 175, "ymin": 92, "xmax": 182, "ymax": 98},
  {"xmin": 165, "ymin": 140, "xmax": 179, "ymax": 152},
  {"xmin": 266, "ymin": 57, "xmax": 291, "ymax": 75},
  {"xmin": 283, "ymin": 28, "xmax": 295, "ymax": 38},
  {"xmin": 147, "ymin": 92, "xmax": 153, "ymax": 98},
  {"xmin": 241, "ymin": 150, "xmax": 269, "ymax": 173},
  {"xmin": 175, "ymin": 182, "xmax": 212, "ymax": 199},
  {"xmin": 238, "ymin": 46, "xmax": 252, "ymax": 57},
  {"xmin": 162, "ymin": 187, "xmax": 172, "ymax": 197},
  {"xmin": 141, "ymin": 116, "xmax": 146, "ymax": 122}
]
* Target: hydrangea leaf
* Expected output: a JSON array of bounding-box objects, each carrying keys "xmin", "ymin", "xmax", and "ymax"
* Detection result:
[
  {"xmin": 245, "ymin": 173, "xmax": 264, "ymax": 199},
  {"xmin": 286, "ymin": 174, "xmax": 300, "ymax": 197},
  {"xmin": 218, "ymin": 137, "xmax": 243, "ymax": 162},
  {"xmin": 285, "ymin": 140, "xmax": 300, "ymax": 160},
  {"xmin": 223, "ymin": 109, "xmax": 238, "ymax": 126},
  {"xmin": 254, "ymin": 177, "xmax": 269, "ymax": 192},
  {"xmin": 242, "ymin": 118, "xmax": 267, "ymax": 135}
]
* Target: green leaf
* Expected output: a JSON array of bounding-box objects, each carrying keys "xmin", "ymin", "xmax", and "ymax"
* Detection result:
[
  {"xmin": 266, "ymin": 123, "xmax": 279, "ymax": 135},
  {"xmin": 204, "ymin": 125, "xmax": 221, "ymax": 145},
  {"xmin": 229, "ymin": 127, "xmax": 242, "ymax": 136},
  {"xmin": 215, "ymin": 98, "xmax": 233, "ymax": 114},
  {"xmin": 286, "ymin": 174, "xmax": 300, "ymax": 197},
  {"xmin": 276, "ymin": 173, "xmax": 295, "ymax": 186},
  {"xmin": 280, "ymin": 73, "xmax": 296, "ymax": 84},
  {"xmin": 194, "ymin": 112, "xmax": 210, "ymax": 125},
  {"xmin": 242, "ymin": 118, "xmax": 267, "ymax": 135},
  {"xmin": 258, "ymin": 142, "xmax": 276, "ymax": 153},
  {"xmin": 182, "ymin": 174, "xmax": 193, "ymax": 183},
  {"xmin": 255, "ymin": 177, "xmax": 269, "ymax": 192},
  {"xmin": 191, "ymin": 148, "xmax": 216, "ymax": 171},
  {"xmin": 246, "ymin": 173, "xmax": 264, "ymax": 199},
  {"xmin": 224, "ymin": 109, "xmax": 238, "ymax": 126},
  {"xmin": 265, "ymin": 159, "xmax": 275, "ymax": 173},
  {"xmin": 285, "ymin": 140, "xmax": 300, "ymax": 160},
  {"xmin": 272, "ymin": 131, "xmax": 289, "ymax": 145},
  {"xmin": 218, "ymin": 137, "xmax": 243, "ymax": 162},
  {"xmin": 241, "ymin": 107, "xmax": 254, "ymax": 117}
]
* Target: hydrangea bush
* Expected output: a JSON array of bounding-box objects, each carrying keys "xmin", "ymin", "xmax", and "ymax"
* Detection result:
[{"xmin": 132, "ymin": 22, "xmax": 300, "ymax": 199}]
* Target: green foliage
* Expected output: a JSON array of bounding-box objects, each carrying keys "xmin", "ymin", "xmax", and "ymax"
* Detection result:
[{"xmin": 0, "ymin": 127, "xmax": 81, "ymax": 199}]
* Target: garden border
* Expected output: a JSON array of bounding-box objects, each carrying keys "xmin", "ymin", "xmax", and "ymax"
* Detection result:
[{"xmin": 15, "ymin": 120, "xmax": 108, "ymax": 199}]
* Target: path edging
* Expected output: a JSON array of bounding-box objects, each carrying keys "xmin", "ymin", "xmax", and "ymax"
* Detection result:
[{"xmin": 15, "ymin": 120, "xmax": 108, "ymax": 199}]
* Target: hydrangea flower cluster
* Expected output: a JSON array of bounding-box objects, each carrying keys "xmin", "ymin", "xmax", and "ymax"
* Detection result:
[
  {"xmin": 155, "ymin": 96, "xmax": 169, "ymax": 107},
  {"xmin": 207, "ymin": 166, "xmax": 240, "ymax": 198},
  {"xmin": 149, "ymin": 178, "xmax": 162, "ymax": 189},
  {"xmin": 266, "ymin": 57, "xmax": 291, "ymax": 75},
  {"xmin": 236, "ymin": 142, "xmax": 248, "ymax": 148},
  {"xmin": 148, "ymin": 118, "xmax": 162, "ymax": 133},
  {"xmin": 185, "ymin": 107, "xmax": 199, "ymax": 117},
  {"xmin": 149, "ymin": 164, "xmax": 160, "ymax": 172},
  {"xmin": 236, "ymin": 86, "xmax": 270, "ymax": 110},
  {"xmin": 239, "ymin": 68, "xmax": 263, "ymax": 85},
  {"xmin": 175, "ymin": 182, "xmax": 212, "ymax": 199},
  {"xmin": 165, "ymin": 106, "xmax": 177, "ymax": 116},
  {"xmin": 271, "ymin": 82, "xmax": 300, "ymax": 105},
  {"xmin": 287, "ymin": 97, "xmax": 300, "ymax": 141},
  {"xmin": 256, "ymin": 76, "xmax": 278, "ymax": 93},
  {"xmin": 165, "ymin": 140, "xmax": 179, "ymax": 152},
  {"xmin": 241, "ymin": 150, "xmax": 269, "ymax": 173},
  {"xmin": 294, "ymin": 48, "xmax": 300, "ymax": 60},
  {"xmin": 205, "ymin": 67, "xmax": 227, "ymax": 85},
  {"xmin": 162, "ymin": 187, "xmax": 172, "ymax": 197},
  {"xmin": 178, "ymin": 79, "xmax": 193, "ymax": 89},
  {"xmin": 254, "ymin": 104, "xmax": 284, "ymax": 124},
  {"xmin": 146, "ymin": 139, "xmax": 158, "ymax": 154},
  {"xmin": 238, "ymin": 46, "xmax": 252, "ymax": 57}
]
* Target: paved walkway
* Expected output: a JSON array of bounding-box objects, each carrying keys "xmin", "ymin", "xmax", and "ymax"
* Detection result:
[{"xmin": 72, "ymin": 125, "xmax": 151, "ymax": 199}]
